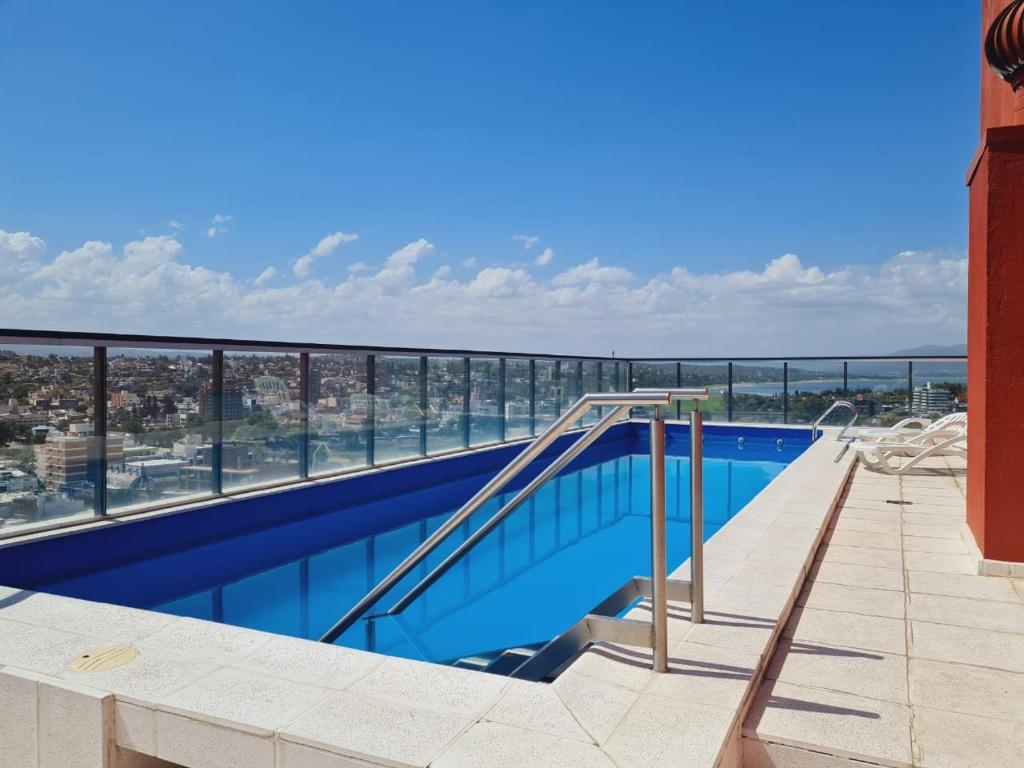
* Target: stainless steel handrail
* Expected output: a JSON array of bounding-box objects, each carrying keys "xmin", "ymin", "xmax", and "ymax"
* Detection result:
[
  {"xmin": 318, "ymin": 388, "xmax": 707, "ymax": 644},
  {"xmin": 811, "ymin": 400, "xmax": 858, "ymax": 442},
  {"xmin": 386, "ymin": 405, "xmax": 630, "ymax": 615}
]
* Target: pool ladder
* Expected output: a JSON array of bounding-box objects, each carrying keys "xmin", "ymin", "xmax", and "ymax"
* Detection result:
[
  {"xmin": 811, "ymin": 400, "xmax": 858, "ymax": 462},
  {"xmin": 318, "ymin": 388, "xmax": 710, "ymax": 675}
]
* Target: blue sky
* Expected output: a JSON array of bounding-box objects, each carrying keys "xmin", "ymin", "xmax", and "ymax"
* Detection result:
[{"xmin": 0, "ymin": 1, "xmax": 978, "ymax": 354}]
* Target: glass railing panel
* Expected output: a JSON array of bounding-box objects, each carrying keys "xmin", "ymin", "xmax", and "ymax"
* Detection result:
[
  {"xmin": 534, "ymin": 360, "xmax": 558, "ymax": 432},
  {"xmin": 846, "ymin": 360, "xmax": 913, "ymax": 427},
  {"xmin": 469, "ymin": 358, "xmax": 501, "ymax": 446},
  {"xmin": 222, "ymin": 352, "xmax": 302, "ymax": 490},
  {"xmin": 731, "ymin": 360, "xmax": 786, "ymax": 423},
  {"xmin": 106, "ymin": 348, "xmax": 215, "ymax": 512},
  {"xmin": 426, "ymin": 357, "xmax": 466, "ymax": 455},
  {"xmin": 581, "ymin": 361, "xmax": 600, "ymax": 426},
  {"xmin": 909, "ymin": 361, "xmax": 967, "ymax": 418},
  {"xmin": 504, "ymin": 359, "xmax": 531, "ymax": 439},
  {"xmin": 630, "ymin": 362, "xmax": 676, "ymax": 418},
  {"xmin": 785, "ymin": 360, "xmax": 847, "ymax": 425},
  {"xmin": 598, "ymin": 361, "xmax": 627, "ymax": 420},
  {"xmin": 374, "ymin": 356, "xmax": 423, "ymax": 463},
  {"xmin": 560, "ymin": 361, "xmax": 582, "ymax": 428},
  {"xmin": 0, "ymin": 343, "xmax": 98, "ymax": 533},
  {"xmin": 676, "ymin": 362, "xmax": 729, "ymax": 421},
  {"xmin": 309, "ymin": 353, "xmax": 369, "ymax": 476}
]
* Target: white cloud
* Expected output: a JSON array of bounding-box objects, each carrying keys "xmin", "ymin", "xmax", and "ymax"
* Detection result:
[
  {"xmin": 168, "ymin": 219, "xmax": 184, "ymax": 232},
  {"xmin": 206, "ymin": 213, "xmax": 232, "ymax": 238},
  {"xmin": 255, "ymin": 266, "xmax": 278, "ymax": 286},
  {"xmin": 513, "ymin": 234, "xmax": 540, "ymax": 250},
  {"xmin": 462, "ymin": 257, "xmax": 477, "ymax": 268},
  {"xmin": 348, "ymin": 261, "xmax": 369, "ymax": 274},
  {"xmin": 293, "ymin": 231, "xmax": 359, "ymax": 277},
  {"xmin": 0, "ymin": 227, "xmax": 967, "ymax": 356},
  {"xmin": 553, "ymin": 258, "xmax": 633, "ymax": 286},
  {"xmin": 535, "ymin": 248, "xmax": 555, "ymax": 267}
]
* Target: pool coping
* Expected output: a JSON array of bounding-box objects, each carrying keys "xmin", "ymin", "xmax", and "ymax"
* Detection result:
[{"xmin": 0, "ymin": 424, "xmax": 854, "ymax": 768}]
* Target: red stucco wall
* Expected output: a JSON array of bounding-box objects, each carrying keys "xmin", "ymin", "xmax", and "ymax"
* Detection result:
[{"xmin": 967, "ymin": 1, "xmax": 1024, "ymax": 561}]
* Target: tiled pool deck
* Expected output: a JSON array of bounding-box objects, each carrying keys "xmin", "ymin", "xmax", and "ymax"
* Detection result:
[
  {"xmin": 744, "ymin": 453, "xmax": 1024, "ymax": 768},
  {"xmin": 4, "ymin": 432, "xmax": 1006, "ymax": 768}
]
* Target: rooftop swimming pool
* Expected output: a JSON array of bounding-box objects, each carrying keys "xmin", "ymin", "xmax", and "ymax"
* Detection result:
[{"xmin": 1, "ymin": 422, "xmax": 809, "ymax": 670}]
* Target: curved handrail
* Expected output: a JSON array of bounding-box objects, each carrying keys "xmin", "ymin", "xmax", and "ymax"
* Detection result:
[
  {"xmin": 318, "ymin": 388, "xmax": 708, "ymax": 644},
  {"xmin": 811, "ymin": 400, "xmax": 858, "ymax": 442}
]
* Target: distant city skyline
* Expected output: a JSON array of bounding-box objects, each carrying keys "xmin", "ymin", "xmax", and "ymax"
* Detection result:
[{"xmin": 0, "ymin": 1, "xmax": 977, "ymax": 355}]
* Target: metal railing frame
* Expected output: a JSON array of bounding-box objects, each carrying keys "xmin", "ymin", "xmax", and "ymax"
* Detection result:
[{"xmin": 0, "ymin": 327, "xmax": 966, "ymax": 538}]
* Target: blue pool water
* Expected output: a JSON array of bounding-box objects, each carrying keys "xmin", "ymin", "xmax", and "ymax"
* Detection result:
[{"xmin": 143, "ymin": 430, "xmax": 802, "ymax": 665}]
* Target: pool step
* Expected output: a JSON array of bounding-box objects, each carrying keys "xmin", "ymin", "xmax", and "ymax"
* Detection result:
[{"xmin": 482, "ymin": 648, "xmax": 537, "ymax": 676}]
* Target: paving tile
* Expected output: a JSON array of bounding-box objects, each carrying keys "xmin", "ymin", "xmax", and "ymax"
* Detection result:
[
  {"xmin": 908, "ymin": 592, "xmax": 1024, "ymax": 634},
  {"xmin": 604, "ymin": 693, "xmax": 736, "ymax": 768},
  {"xmin": 910, "ymin": 620, "xmax": 1024, "ymax": 673},
  {"xmin": 432, "ymin": 721, "xmax": 615, "ymax": 768},
  {"xmin": 907, "ymin": 571, "xmax": 1021, "ymax": 603},
  {"xmin": 0, "ymin": 624, "xmax": 107, "ymax": 676},
  {"xmin": 783, "ymin": 606, "xmax": 907, "ymax": 656},
  {"xmin": 137, "ymin": 617, "xmax": 272, "ymax": 665},
  {"xmin": 825, "ymin": 530, "xmax": 902, "ymax": 551},
  {"xmin": 901, "ymin": 524, "xmax": 963, "ymax": 541},
  {"xmin": 913, "ymin": 706, "xmax": 1024, "ymax": 768},
  {"xmin": 683, "ymin": 613, "xmax": 777, "ymax": 655},
  {"xmin": 743, "ymin": 737, "xmax": 885, "ymax": 768},
  {"xmin": 233, "ymin": 634, "xmax": 383, "ymax": 691},
  {"xmin": 909, "ymin": 658, "xmax": 1024, "ymax": 722},
  {"xmin": 809, "ymin": 561, "xmax": 904, "ymax": 592},
  {"xmin": 0, "ymin": 667, "xmax": 39, "ymax": 768},
  {"xmin": 157, "ymin": 667, "xmax": 332, "ymax": 734},
  {"xmin": 816, "ymin": 543, "xmax": 903, "ymax": 570},
  {"xmin": 155, "ymin": 710, "xmax": 274, "ymax": 768},
  {"xmin": 743, "ymin": 679, "xmax": 913, "ymax": 767},
  {"xmin": 0, "ymin": 592, "xmax": 175, "ymax": 642},
  {"xmin": 565, "ymin": 642, "xmax": 656, "ymax": 692},
  {"xmin": 835, "ymin": 506, "xmax": 902, "ymax": 523},
  {"xmin": 281, "ymin": 689, "xmax": 472, "ymax": 768},
  {"xmin": 766, "ymin": 639, "xmax": 908, "ymax": 704},
  {"xmin": 830, "ymin": 517, "xmax": 901, "ymax": 535},
  {"xmin": 904, "ymin": 552, "xmax": 975, "ymax": 575},
  {"xmin": 644, "ymin": 641, "xmax": 760, "ymax": 710},
  {"xmin": 551, "ymin": 670, "xmax": 639, "ymax": 744},
  {"xmin": 349, "ymin": 656, "xmax": 508, "ymax": 719},
  {"xmin": 483, "ymin": 679, "xmax": 592, "ymax": 744},
  {"xmin": 901, "ymin": 536, "xmax": 966, "ymax": 555},
  {"xmin": 60, "ymin": 647, "xmax": 216, "ymax": 704},
  {"xmin": 799, "ymin": 582, "xmax": 905, "ymax": 620}
]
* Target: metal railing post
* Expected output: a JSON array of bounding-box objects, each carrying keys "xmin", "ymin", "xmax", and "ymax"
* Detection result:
[
  {"xmin": 365, "ymin": 354, "xmax": 376, "ymax": 466},
  {"xmin": 92, "ymin": 346, "xmax": 108, "ymax": 517},
  {"xmin": 529, "ymin": 359, "xmax": 537, "ymax": 436},
  {"xmin": 463, "ymin": 357, "xmax": 471, "ymax": 448},
  {"xmin": 650, "ymin": 407, "xmax": 669, "ymax": 672},
  {"xmin": 843, "ymin": 361, "xmax": 849, "ymax": 395},
  {"xmin": 211, "ymin": 350, "xmax": 224, "ymax": 495},
  {"xmin": 299, "ymin": 352, "xmax": 310, "ymax": 478},
  {"xmin": 727, "ymin": 362, "xmax": 734, "ymax": 422},
  {"xmin": 498, "ymin": 358, "xmax": 507, "ymax": 442},
  {"xmin": 419, "ymin": 356, "xmax": 428, "ymax": 456},
  {"xmin": 908, "ymin": 360, "xmax": 914, "ymax": 414},
  {"xmin": 783, "ymin": 362, "xmax": 789, "ymax": 424},
  {"xmin": 690, "ymin": 407, "xmax": 704, "ymax": 624}
]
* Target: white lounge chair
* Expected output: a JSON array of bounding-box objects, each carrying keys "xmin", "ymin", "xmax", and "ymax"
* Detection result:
[
  {"xmin": 852, "ymin": 412, "xmax": 966, "ymax": 444},
  {"xmin": 852, "ymin": 432, "xmax": 967, "ymax": 475}
]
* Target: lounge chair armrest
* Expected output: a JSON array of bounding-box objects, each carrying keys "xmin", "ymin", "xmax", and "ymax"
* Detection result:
[{"xmin": 891, "ymin": 417, "xmax": 931, "ymax": 430}]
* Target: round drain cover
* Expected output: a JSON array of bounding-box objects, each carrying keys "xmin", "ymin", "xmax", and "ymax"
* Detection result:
[{"xmin": 68, "ymin": 644, "xmax": 139, "ymax": 673}]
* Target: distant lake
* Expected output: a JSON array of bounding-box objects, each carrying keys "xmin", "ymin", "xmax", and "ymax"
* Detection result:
[{"xmin": 728, "ymin": 377, "xmax": 966, "ymax": 396}]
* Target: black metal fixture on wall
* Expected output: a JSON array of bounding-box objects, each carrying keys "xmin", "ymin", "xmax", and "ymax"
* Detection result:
[{"xmin": 986, "ymin": 0, "xmax": 1024, "ymax": 90}]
